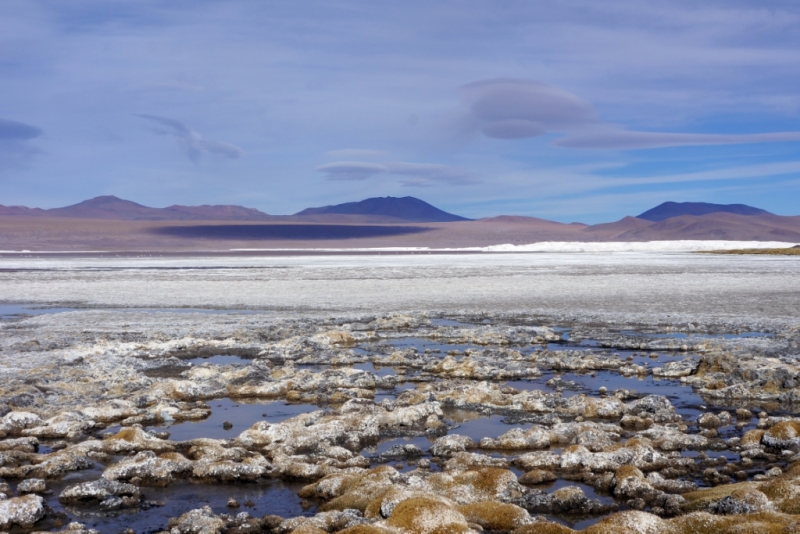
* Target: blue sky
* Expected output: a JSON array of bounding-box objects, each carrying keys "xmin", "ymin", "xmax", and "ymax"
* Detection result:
[{"xmin": 1, "ymin": 0, "xmax": 799, "ymax": 223}]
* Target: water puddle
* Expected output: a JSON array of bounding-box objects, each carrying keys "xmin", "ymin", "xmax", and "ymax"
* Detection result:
[
  {"xmin": 619, "ymin": 330, "xmax": 774, "ymax": 340},
  {"xmin": 368, "ymin": 337, "xmax": 488, "ymax": 354},
  {"xmin": 188, "ymin": 354, "xmax": 251, "ymax": 366},
  {"xmin": 40, "ymin": 479, "xmax": 312, "ymax": 533},
  {"xmin": 443, "ymin": 409, "xmax": 531, "ymax": 443},
  {"xmin": 430, "ymin": 318, "xmax": 476, "ymax": 327},
  {"xmin": 353, "ymin": 361, "xmax": 397, "ymax": 377},
  {"xmin": 0, "ymin": 304, "xmax": 78, "ymax": 320},
  {"xmin": 0, "ymin": 302, "xmax": 278, "ymax": 322},
  {"xmin": 150, "ymin": 398, "xmax": 318, "ymax": 441}
]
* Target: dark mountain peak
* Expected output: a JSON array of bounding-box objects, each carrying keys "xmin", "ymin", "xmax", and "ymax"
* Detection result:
[
  {"xmin": 64, "ymin": 195, "xmax": 148, "ymax": 208},
  {"xmin": 295, "ymin": 196, "xmax": 470, "ymax": 222},
  {"xmin": 638, "ymin": 201, "xmax": 772, "ymax": 222}
]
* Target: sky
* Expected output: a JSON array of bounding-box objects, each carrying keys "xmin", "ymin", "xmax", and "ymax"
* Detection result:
[{"xmin": 1, "ymin": 0, "xmax": 800, "ymax": 223}]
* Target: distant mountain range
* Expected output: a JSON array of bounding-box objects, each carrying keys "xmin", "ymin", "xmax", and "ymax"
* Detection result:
[
  {"xmin": 295, "ymin": 196, "xmax": 469, "ymax": 222},
  {"xmin": 0, "ymin": 195, "xmax": 468, "ymax": 223},
  {"xmin": 637, "ymin": 201, "xmax": 772, "ymax": 222},
  {"xmin": 0, "ymin": 196, "xmax": 275, "ymax": 221},
  {"xmin": 0, "ymin": 195, "xmax": 798, "ymax": 245}
]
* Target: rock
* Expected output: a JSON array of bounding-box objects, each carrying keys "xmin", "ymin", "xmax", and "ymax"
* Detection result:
[
  {"xmin": 613, "ymin": 466, "xmax": 656, "ymax": 501},
  {"xmin": 428, "ymin": 467, "xmax": 527, "ymax": 503},
  {"xmin": 0, "ymin": 411, "xmax": 42, "ymax": 437},
  {"xmin": 102, "ymin": 450, "xmax": 194, "ymax": 486},
  {"xmin": 0, "ymin": 494, "xmax": 46, "ymax": 529},
  {"xmin": 652, "ymin": 360, "xmax": 697, "ymax": 378},
  {"xmin": 430, "ymin": 434, "xmax": 476, "ymax": 457},
  {"xmin": 379, "ymin": 444, "xmax": 424, "ymax": 460},
  {"xmin": 585, "ymin": 510, "xmax": 668, "ymax": 533},
  {"xmin": 625, "ymin": 396, "xmax": 679, "ymax": 423},
  {"xmin": 384, "ymin": 495, "xmax": 469, "ymax": 534},
  {"xmin": 17, "ymin": 478, "xmax": 47, "ymax": 494},
  {"xmin": 763, "ymin": 420, "xmax": 800, "ymax": 450},
  {"xmin": 165, "ymin": 506, "xmax": 226, "ymax": 534},
  {"xmin": 708, "ymin": 487, "xmax": 773, "ymax": 514},
  {"xmin": 47, "ymin": 522, "xmax": 102, "ymax": 534},
  {"xmin": 456, "ymin": 501, "xmax": 532, "ymax": 531},
  {"xmin": 480, "ymin": 427, "xmax": 550, "ymax": 450},
  {"xmin": 514, "ymin": 451, "xmax": 560, "ymax": 471},
  {"xmin": 645, "ymin": 472, "xmax": 696, "ymax": 494},
  {"xmin": 696, "ymin": 413, "xmax": 719, "ymax": 428},
  {"xmin": 59, "ymin": 478, "xmax": 143, "ymax": 510},
  {"xmin": 102, "ymin": 426, "xmax": 175, "ymax": 454},
  {"xmin": 22, "ymin": 412, "xmax": 94, "ymax": 440},
  {"xmin": 278, "ymin": 509, "xmax": 365, "ymax": 533},
  {"xmin": 0, "ymin": 436, "xmax": 39, "ymax": 452},
  {"xmin": 525, "ymin": 485, "xmax": 607, "ymax": 515},
  {"xmin": 518, "ymin": 469, "xmax": 557, "ymax": 485}
]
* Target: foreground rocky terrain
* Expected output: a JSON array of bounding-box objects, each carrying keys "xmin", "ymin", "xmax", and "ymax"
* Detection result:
[{"xmin": 0, "ymin": 308, "xmax": 799, "ymax": 533}]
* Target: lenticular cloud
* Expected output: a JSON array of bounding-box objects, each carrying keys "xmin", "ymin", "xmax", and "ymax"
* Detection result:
[{"xmin": 460, "ymin": 78, "xmax": 800, "ymax": 150}]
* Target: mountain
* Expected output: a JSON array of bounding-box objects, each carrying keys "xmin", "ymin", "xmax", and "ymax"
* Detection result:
[
  {"xmin": 605, "ymin": 212, "xmax": 800, "ymax": 242},
  {"xmin": 294, "ymin": 196, "xmax": 470, "ymax": 222},
  {"xmin": 637, "ymin": 201, "xmax": 772, "ymax": 222},
  {"xmin": 1, "ymin": 195, "xmax": 274, "ymax": 221},
  {"xmin": 581, "ymin": 216, "xmax": 653, "ymax": 239},
  {"xmin": 0, "ymin": 205, "xmax": 46, "ymax": 216}
]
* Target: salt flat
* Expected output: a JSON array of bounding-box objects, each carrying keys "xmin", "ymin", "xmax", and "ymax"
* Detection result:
[{"xmin": 0, "ymin": 250, "xmax": 798, "ymax": 318}]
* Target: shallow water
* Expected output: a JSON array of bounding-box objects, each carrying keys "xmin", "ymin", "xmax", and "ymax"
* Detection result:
[
  {"xmin": 149, "ymin": 398, "xmax": 319, "ymax": 441},
  {"xmin": 188, "ymin": 354, "xmax": 251, "ymax": 366},
  {"xmin": 369, "ymin": 337, "xmax": 489, "ymax": 354},
  {"xmin": 0, "ymin": 303, "xmax": 77, "ymax": 320},
  {"xmin": 352, "ymin": 361, "xmax": 397, "ymax": 377},
  {"xmin": 39, "ymin": 478, "xmax": 313, "ymax": 533},
  {"xmin": 619, "ymin": 330, "xmax": 774, "ymax": 340},
  {"xmin": 429, "ymin": 318, "xmax": 476, "ymax": 327},
  {"xmin": 443, "ymin": 410, "xmax": 532, "ymax": 442},
  {"xmin": 0, "ymin": 302, "xmax": 277, "ymax": 321}
]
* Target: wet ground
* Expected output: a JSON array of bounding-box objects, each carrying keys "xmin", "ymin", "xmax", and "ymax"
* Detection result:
[{"xmin": 0, "ymin": 292, "xmax": 799, "ymax": 532}]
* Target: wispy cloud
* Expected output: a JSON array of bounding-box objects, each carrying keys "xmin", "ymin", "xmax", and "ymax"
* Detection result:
[
  {"xmin": 316, "ymin": 161, "xmax": 389, "ymax": 180},
  {"xmin": 325, "ymin": 149, "xmax": 389, "ymax": 160},
  {"xmin": 135, "ymin": 114, "xmax": 243, "ymax": 162},
  {"xmin": 0, "ymin": 118, "xmax": 43, "ymax": 173},
  {"xmin": 460, "ymin": 78, "xmax": 800, "ymax": 150},
  {"xmin": 316, "ymin": 160, "xmax": 480, "ymax": 186},
  {"xmin": 0, "ymin": 118, "xmax": 43, "ymax": 141}
]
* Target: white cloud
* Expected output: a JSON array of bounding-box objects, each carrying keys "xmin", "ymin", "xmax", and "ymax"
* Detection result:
[
  {"xmin": 325, "ymin": 149, "xmax": 389, "ymax": 160},
  {"xmin": 459, "ymin": 78, "xmax": 800, "ymax": 150},
  {"xmin": 315, "ymin": 161, "xmax": 390, "ymax": 180},
  {"xmin": 136, "ymin": 114, "xmax": 243, "ymax": 162},
  {"xmin": 316, "ymin": 160, "xmax": 480, "ymax": 186}
]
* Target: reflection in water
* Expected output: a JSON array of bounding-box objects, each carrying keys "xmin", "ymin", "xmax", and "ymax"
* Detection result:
[{"xmin": 150, "ymin": 398, "xmax": 319, "ymax": 441}]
